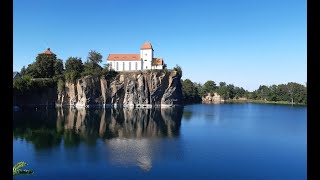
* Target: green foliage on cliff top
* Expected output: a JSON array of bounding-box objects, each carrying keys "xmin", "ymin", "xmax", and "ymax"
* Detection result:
[
  {"xmin": 173, "ymin": 64, "xmax": 182, "ymax": 77},
  {"xmin": 13, "ymin": 75, "xmax": 56, "ymax": 94}
]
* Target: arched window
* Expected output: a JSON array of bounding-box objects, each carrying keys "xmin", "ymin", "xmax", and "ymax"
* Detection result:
[
  {"xmin": 116, "ymin": 62, "xmax": 119, "ymax": 70},
  {"xmin": 129, "ymin": 62, "xmax": 131, "ymax": 70},
  {"xmin": 135, "ymin": 62, "xmax": 138, "ymax": 70},
  {"xmin": 123, "ymin": 62, "xmax": 125, "ymax": 71}
]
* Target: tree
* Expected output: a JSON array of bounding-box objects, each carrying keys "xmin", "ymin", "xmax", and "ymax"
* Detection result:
[
  {"xmin": 25, "ymin": 63, "xmax": 39, "ymax": 78},
  {"xmin": 34, "ymin": 53, "xmax": 57, "ymax": 78},
  {"xmin": 20, "ymin": 66, "xmax": 26, "ymax": 76},
  {"xmin": 87, "ymin": 50, "xmax": 102, "ymax": 64},
  {"xmin": 54, "ymin": 59, "xmax": 64, "ymax": 78},
  {"xmin": 234, "ymin": 86, "xmax": 246, "ymax": 99},
  {"xmin": 65, "ymin": 57, "xmax": 83, "ymax": 72},
  {"xmin": 82, "ymin": 62, "xmax": 103, "ymax": 77},
  {"xmin": 219, "ymin": 82, "xmax": 226, "ymax": 87},
  {"xmin": 216, "ymin": 82, "xmax": 227, "ymax": 100},
  {"xmin": 181, "ymin": 79, "xmax": 201, "ymax": 103},
  {"xmin": 217, "ymin": 85, "xmax": 229, "ymax": 100},
  {"xmin": 256, "ymin": 85, "xmax": 270, "ymax": 101},
  {"xmin": 202, "ymin": 80, "xmax": 217, "ymax": 95},
  {"xmin": 83, "ymin": 51, "xmax": 103, "ymax": 76},
  {"xmin": 286, "ymin": 82, "xmax": 306, "ymax": 105},
  {"xmin": 65, "ymin": 57, "xmax": 84, "ymax": 82},
  {"xmin": 173, "ymin": 64, "xmax": 182, "ymax": 77},
  {"xmin": 226, "ymin": 84, "xmax": 235, "ymax": 99}
]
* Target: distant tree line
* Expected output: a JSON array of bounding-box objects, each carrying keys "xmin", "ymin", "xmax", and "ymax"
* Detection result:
[
  {"xmin": 181, "ymin": 79, "xmax": 248, "ymax": 104},
  {"xmin": 14, "ymin": 50, "xmax": 118, "ymax": 94},
  {"xmin": 247, "ymin": 83, "xmax": 307, "ymax": 105},
  {"xmin": 181, "ymin": 78, "xmax": 307, "ymax": 105}
]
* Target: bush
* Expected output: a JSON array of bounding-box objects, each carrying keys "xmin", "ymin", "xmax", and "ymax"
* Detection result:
[
  {"xmin": 65, "ymin": 71, "xmax": 78, "ymax": 83},
  {"xmin": 173, "ymin": 64, "xmax": 182, "ymax": 77},
  {"xmin": 13, "ymin": 75, "xmax": 32, "ymax": 93}
]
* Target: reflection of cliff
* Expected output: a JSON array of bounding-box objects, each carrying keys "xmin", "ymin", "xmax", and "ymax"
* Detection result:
[
  {"xmin": 14, "ymin": 107, "xmax": 183, "ymax": 150},
  {"xmin": 14, "ymin": 107, "xmax": 184, "ymax": 170},
  {"xmin": 104, "ymin": 107, "xmax": 182, "ymax": 138},
  {"xmin": 56, "ymin": 107, "xmax": 183, "ymax": 139}
]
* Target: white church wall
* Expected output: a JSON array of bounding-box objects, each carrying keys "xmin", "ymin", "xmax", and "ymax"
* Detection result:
[
  {"xmin": 152, "ymin": 65, "xmax": 163, "ymax": 70},
  {"xmin": 108, "ymin": 60, "xmax": 142, "ymax": 71}
]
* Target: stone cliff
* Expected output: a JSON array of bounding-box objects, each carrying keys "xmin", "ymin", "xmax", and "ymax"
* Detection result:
[{"xmin": 56, "ymin": 70, "xmax": 182, "ymax": 108}]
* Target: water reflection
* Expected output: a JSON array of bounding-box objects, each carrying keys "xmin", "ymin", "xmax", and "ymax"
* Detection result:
[{"xmin": 13, "ymin": 107, "xmax": 184, "ymax": 170}]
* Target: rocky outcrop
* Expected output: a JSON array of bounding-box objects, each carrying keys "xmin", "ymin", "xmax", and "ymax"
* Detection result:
[
  {"xmin": 202, "ymin": 93, "xmax": 225, "ymax": 104},
  {"xmin": 56, "ymin": 70, "xmax": 182, "ymax": 108}
]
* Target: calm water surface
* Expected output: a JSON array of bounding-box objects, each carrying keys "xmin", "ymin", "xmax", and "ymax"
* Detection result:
[{"xmin": 13, "ymin": 104, "xmax": 306, "ymax": 179}]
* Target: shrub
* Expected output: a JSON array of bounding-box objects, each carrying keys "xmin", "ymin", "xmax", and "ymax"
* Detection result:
[{"xmin": 173, "ymin": 64, "xmax": 182, "ymax": 77}]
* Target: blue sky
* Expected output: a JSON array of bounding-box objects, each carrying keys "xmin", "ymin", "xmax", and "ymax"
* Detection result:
[{"xmin": 13, "ymin": 0, "xmax": 306, "ymax": 91}]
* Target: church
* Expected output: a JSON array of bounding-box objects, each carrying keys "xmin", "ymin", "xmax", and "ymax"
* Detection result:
[{"xmin": 107, "ymin": 42, "xmax": 165, "ymax": 71}]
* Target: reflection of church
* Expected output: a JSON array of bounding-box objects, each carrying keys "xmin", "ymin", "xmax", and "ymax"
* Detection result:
[{"xmin": 106, "ymin": 139, "xmax": 153, "ymax": 171}]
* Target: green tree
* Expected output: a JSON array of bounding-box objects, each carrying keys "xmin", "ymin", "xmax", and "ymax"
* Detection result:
[
  {"xmin": 54, "ymin": 59, "xmax": 64, "ymax": 76},
  {"xmin": 219, "ymin": 82, "xmax": 226, "ymax": 87},
  {"xmin": 65, "ymin": 57, "xmax": 84, "ymax": 82},
  {"xmin": 226, "ymin": 84, "xmax": 235, "ymax": 99},
  {"xmin": 25, "ymin": 63, "xmax": 40, "ymax": 77},
  {"xmin": 181, "ymin": 79, "xmax": 201, "ymax": 103},
  {"xmin": 202, "ymin": 80, "xmax": 217, "ymax": 95},
  {"xmin": 256, "ymin": 85, "xmax": 270, "ymax": 101},
  {"xmin": 20, "ymin": 66, "xmax": 26, "ymax": 76},
  {"xmin": 286, "ymin": 82, "xmax": 306, "ymax": 105},
  {"xmin": 65, "ymin": 57, "xmax": 83, "ymax": 72},
  {"xmin": 82, "ymin": 62, "xmax": 103, "ymax": 77},
  {"xmin": 34, "ymin": 53, "xmax": 57, "ymax": 78},
  {"xmin": 216, "ymin": 82, "xmax": 228, "ymax": 100},
  {"xmin": 234, "ymin": 86, "xmax": 246, "ymax": 99},
  {"xmin": 87, "ymin": 50, "xmax": 102, "ymax": 64},
  {"xmin": 13, "ymin": 75, "xmax": 32, "ymax": 93},
  {"xmin": 82, "ymin": 51, "xmax": 103, "ymax": 76},
  {"xmin": 173, "ymin": 64, "xmax": 182, "ymax": 77}
]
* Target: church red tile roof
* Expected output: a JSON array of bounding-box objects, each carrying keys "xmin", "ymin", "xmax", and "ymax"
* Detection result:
[
  {"xmin": 140, "ymin": 42, "xmax": 153, "ymax": 50},
  {"xmin": 107, "ymin": 54, "xmax": 141, "ymax": 61},
  {"xmin": 152, "ymin": 58, "xmax": 163, "ymax": 65},
  {"xmin": 41, "ymin": 48, "xmax": 55, "ymax": 55}
]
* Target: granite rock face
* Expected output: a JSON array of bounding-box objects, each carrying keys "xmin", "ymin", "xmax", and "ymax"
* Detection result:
[{"xmin": 56, "ymin": 70, "xmax": 182, "ymax": 108}]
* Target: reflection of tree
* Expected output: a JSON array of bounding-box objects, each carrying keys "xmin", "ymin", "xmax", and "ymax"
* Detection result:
[
  {"xmin": 63, "ymin": 130, "xmax": 80, "ymax": 147},
  {"xmin": 13, "ymin": 128, "xmax": 61, "ymax": 150},
  {"xmin": 13, "ymin": 109, "xmax": 61, "ymax": 150},
  {"xmin": 183, "ymin": 111, "xmax": 193, "ymax": 121}
]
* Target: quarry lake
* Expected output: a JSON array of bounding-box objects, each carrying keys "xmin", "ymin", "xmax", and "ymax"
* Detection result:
[{"xmin": 13, "ymin": 104, "xmax": 306, "ymax": 179}]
